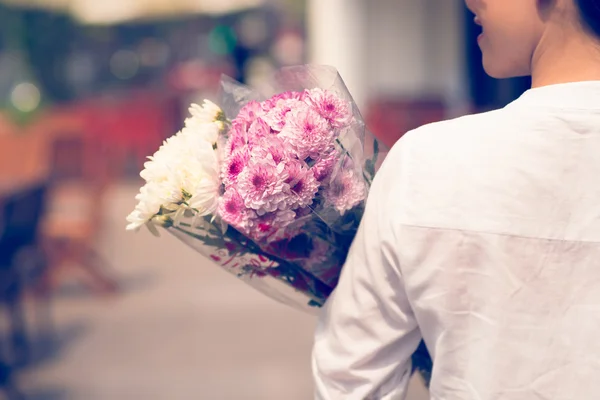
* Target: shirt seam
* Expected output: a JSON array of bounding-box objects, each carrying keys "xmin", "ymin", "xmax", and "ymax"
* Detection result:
[
  {"xmin": 397, "ymin": 222, "xmax": 600, "ymax": 244},
  {"xmin": 508, "ymin": 103, "xmax": 600, "ymax": 112}
]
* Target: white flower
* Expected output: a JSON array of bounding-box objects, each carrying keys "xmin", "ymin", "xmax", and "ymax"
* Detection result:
[
  {"xmin": 126, "ymin": 208, "xmax": 154, "ymax": 232},
  {"xmin": 181, "ymin": 122, "xmax": 221, "ymax": 147},
  {"xmin": 190, "ymin": 100, "xmax": 223, "ymax": 122},
  {"xmin": 185, "ymin": 100, "xmax": 225, "ymax": 144},
  {"xmin": 173, "ymin": 133, "xmax": 220, "ymax": 213},
  {"xmin": 127, "ymin": 126, "xmax": 221, "ymax": 232},
  {"xmin": 126, "ymin": 180, "xmax": 179, "ymax": 231},
  {"xmin": 139, "ymin": 135, "xmax": 185, "ymax": 183}
]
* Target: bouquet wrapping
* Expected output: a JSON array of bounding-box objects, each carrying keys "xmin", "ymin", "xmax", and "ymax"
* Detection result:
[{"xmin": 127, "ymin": 65, "xmax": 432, "ymax": 384}]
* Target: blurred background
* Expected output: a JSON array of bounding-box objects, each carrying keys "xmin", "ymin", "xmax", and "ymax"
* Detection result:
[{"xmin": 0, "ymin": 0, "xmax": 531, "ymax": 399}]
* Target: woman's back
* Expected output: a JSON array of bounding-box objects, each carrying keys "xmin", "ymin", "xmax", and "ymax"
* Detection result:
[
  {"xmin": 392, "ymin": 81, "xmax": 600, "ymax": 399},
  {"xmin": 313, "ymin": 81, "xmax": 600, "ymax": 400},
  {"xmin": 312, "ymin": 1, "xmax": 600, "ymax": 399}
]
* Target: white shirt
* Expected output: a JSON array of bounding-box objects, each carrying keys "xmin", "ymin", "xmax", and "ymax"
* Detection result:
[{"xmin": 312, "ymin": 81, "xmax": 600, "ymax": 400}]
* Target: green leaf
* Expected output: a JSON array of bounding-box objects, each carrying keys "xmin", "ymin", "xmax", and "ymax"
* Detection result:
[
  {"xmin": 146, "ymin": 222, "xmax": 161, "ymax": 237},
  {"xmin": 365, "ymin": 159, "xmax": 375, "ymax": 180},
  {"xmin": 308, "ymin": 300, "xmax": 324, "ymax": 308},
  {"xmin": 373, "ymin": 138, "xmax": 379, "ymax": 161}
]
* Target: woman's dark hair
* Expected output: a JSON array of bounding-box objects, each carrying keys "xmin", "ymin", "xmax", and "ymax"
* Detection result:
[{"xmin": 576, "ymin": 0, "xmax": 600, "ymax": 38}]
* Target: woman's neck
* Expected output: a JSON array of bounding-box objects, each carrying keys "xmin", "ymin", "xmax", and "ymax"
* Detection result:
[{"xmin": 531, "ymin": 28, "xmax": 600, "ymax": 88}]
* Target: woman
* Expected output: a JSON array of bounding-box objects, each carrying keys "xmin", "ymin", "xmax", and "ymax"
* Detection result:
[{"xmin": 312, "ymin": 0, "xmax": 600, "ymax": 399}]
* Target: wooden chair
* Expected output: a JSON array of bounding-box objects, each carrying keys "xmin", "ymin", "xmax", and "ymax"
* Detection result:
[{"xmin": 37, "ymin": 124, "xmax": 119, "ymax": 296}]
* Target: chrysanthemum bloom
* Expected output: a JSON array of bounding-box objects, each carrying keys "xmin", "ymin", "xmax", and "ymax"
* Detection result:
[
  {"xmin": 284, "ymin": 160, "xmax": 320, "ymax": 209},
  {"xmin": 262, "ymin": 98, "xmax": 308, "ymax": 132},
  {"xmin": 324, "ymin": 168, "xmax": 367, "ymax": 214},
  {"xmin": 236, "ymin": 100, "xmax": 265, "ymax": 124},
  {"xmin": 222, "ymin": 149, "xmax": 250, "ymax": 186},
  {"xmin": 261, "ymin": 91, "xmax": 304, "ymax": 112},
  {"xmin": 236, "ymin": 158, "xmax": 290, "ymax": 214},
  {"xmin": 225, "ymin": 121, "xmax": 249, "ymax": 154},
  {"xmin": 218, "ymin": 188, "xmax": 250, "ymax": 230},
  {"xmin": 247, "ymin": 117, "xmax": 272, "ymax": 144},
  {"xmin": 126, "ymin": 181, "xmax": 179, "ymax": 231},
  {"xmin": 185, "ymin": 100, "xmax": 227, "ymax": 136},
  {"xmin": 188, "ymin": 100, "xmax": 225, "ymax": 123},
  {"xmin": 250, "ymin": 136, "xmax": 289, "ymax": 166},
  {"xmin": 127, "ymin": 127, "xmax": 220, "ymax": 231},
  {"xmin": 279, "ymin": 107, "xmax": 334, "ymax": 160},
  {"xmin": 311, "ymin": 149, "xmax": 340, "ymax": 183},
  {"xmin": 304, "ymin": 88, "xmax": 353, "ymax": 129}
]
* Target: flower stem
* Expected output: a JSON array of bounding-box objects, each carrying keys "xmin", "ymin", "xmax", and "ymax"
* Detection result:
[{"xmin": 171, "ymin": 221, "xmax": 333, "ymax": 304}]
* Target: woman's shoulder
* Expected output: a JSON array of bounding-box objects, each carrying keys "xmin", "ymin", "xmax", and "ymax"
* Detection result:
[
  {"xmin": 380, "ymin": 108, "xmax": 528, "ymax": 228},
  {"xmin": 387, "ymin": 106, "xmax": 522, "ymax": 162},
  {"xmin": 403, "ymin": 108, "xmax": 510, "ymax": 145},
  {"xmin": 381, "ymin": 106, "xmax": 527, "ymax": 186}
]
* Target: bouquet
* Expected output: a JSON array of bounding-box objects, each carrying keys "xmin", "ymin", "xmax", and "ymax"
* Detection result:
[{"xmin": 126, "ymin": 65, "xmax": 432, "ymax": 385}]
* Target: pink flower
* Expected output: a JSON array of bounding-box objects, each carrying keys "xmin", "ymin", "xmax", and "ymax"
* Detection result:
[
  {"xmin": 311, "ymin": 150, "xmax": 340, "ymax": 183},
  {"xmin": 236, "ymin": 158, "xmax": 290, "ymax": 214},
  {"xmin": 218, "ymin": 188, "xmax": 251, "ymax": 229},
  {"xmin": 225, "ymin": 121, "xmax": 249, "ymax": 154},
  {"xmin": 284, "ymin": 160, "xmax": 320, "ymax": 209},
  {"xmin": 225, "ymin": 118, "xmax": 270, "ymax": 156},
  {"xmin": 222, "ymin": 149, "xmax": 249, "ymax": 186},
  {"xmin": 247, "ymin": 117, "xmax": 272, "ymax": 143},
  {"xmin": 305, "ymin": 88, "xmax": 352, "ymax": 129},
  {"xmin": 262, "ymin": 91, "xmax": 304, "ymax": 111},
  {"xmin": 279, "ymin": 108, "xmax": 334, "ymax": 160},
  {"xmin": 250, "ymin": 136, "xmax": 289, "ymax": 166},
  {"xmin": 324, "ymin": 168, "xmax": 366, "ymax": 214},
  {"xmin": 236, "ymin": 100, "xmax": 264, "ymax": 124},
  {"xmin": 262, "ymin": 99, "xmax": 308, "ymax": 132}
]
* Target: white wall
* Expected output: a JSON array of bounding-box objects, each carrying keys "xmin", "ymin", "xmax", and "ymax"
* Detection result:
[
  {"xmin": 424, "ymin": 0, "xmax": 469, "ymax": 110},
  {"xmin": 306, "ymin": 0, "xmax": 368, "ymax": 107},
  {"xmin": 365, "ymin": 0, "xmax": 428, "ymax": 98},
  {"xmin": 307, "ymin": 0, "xmax": 468, "ymax": 110}
]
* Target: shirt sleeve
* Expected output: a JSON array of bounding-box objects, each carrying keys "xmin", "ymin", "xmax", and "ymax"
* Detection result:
[{"xmin": 312, "ymin": 144, "xmax": 422, "ymax": 400}]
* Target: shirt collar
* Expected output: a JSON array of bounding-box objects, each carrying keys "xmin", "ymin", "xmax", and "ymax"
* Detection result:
[{"xmin": 510, "ymin": 80, "xmax": 600, "ymax": 110}]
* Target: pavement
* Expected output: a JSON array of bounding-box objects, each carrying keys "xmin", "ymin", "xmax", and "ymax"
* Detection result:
[{"xmin": 13, "ymin": 182, "xmax": 428, "ymax": 400}]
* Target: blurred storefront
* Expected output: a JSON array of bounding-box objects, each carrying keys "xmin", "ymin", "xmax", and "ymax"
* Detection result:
[
  {"xmin": 0, "ymin": 0, "xmax": 533, "ymax": 171},
  {"xmin": 0, "ymin": 0, "xmax": 294, "ymax": 178},
  {"xmin": 0, "ymin": 4, "xmax": 305, "ymax": 396}
]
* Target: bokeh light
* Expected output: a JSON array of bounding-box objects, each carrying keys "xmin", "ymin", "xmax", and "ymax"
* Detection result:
[
  {"xmin": 110, "ymin": 49, "xmax": 140, "ymax": 80},
  {"xmin": 138, "ymin": 38, "xmax": 170, "ymax": 68},
  {"xmin": 209, "ymin": 25, "xmax": 237, "ymax": 55},
  {"xmin": 10, "ymin": 82, "xmax": 41, "ymax": 112}
]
